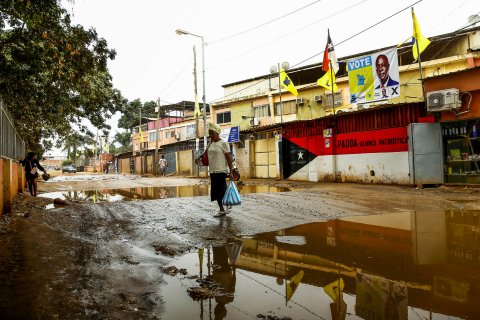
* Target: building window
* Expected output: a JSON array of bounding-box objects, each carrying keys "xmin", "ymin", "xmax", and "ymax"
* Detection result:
[
  {"xmin": 323, "ymin": 92, "xmax": 342, "ymax": 110},
  {"xmin": 274, "ymin": 100, "xmax": 296, "ymax": 115},
  {"xmin": 186, "ymin": 124, "xmax": 196, "ymax": 139},
  {"xmin": 165, "ymin": 131, "xmax": 171, "ymax": 139},
  {"xmin": 253, "ymin": 104, "xmax": 271, "ymax": 118},
  {"xmin": 148, "ymin": 131, "xmax": 158, "ymax": 142},
  {"xmin": 217, "ymin": 111, "xmax": 231, "ymax": 124}
]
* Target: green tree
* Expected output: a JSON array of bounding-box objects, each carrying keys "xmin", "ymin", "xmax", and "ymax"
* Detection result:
[
  {"xmin": 0, "ymin": 0, "xmax": 126, "ymax": 155},
  {"xmin": 113, "ymin": 130, "xmax": 132, "ymax": 154},
  {"xmin": 118, "ymin": 99, "xmax": 158, "ymax": 131},
  {"xmin": 56, "ymin": 130, "xmax": 95, "ymax": 162}
]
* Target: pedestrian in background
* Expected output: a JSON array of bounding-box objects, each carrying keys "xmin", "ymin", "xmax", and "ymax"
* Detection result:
[
  {"xmin": 206, "ymin": 122, "xmax": 233, "ymax": 217},
  {"xmin": 158, "ymin": 154, "xmax": 168, "ymax": 176},
  {"xmin": 130, "ymin": 157, "xmax": 135, "ymax": 174},
  {"xmin": 21, "ymin": 152, "xmax": 46, "ymax": 196}
]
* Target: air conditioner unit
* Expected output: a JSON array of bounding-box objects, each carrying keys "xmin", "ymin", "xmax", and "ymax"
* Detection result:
[
  {"xmin": 250, "ymin": 118, "xmax": 259, "ymax": 126},
  {"xmin": 296, "ymin": 98, "xmax": 305, "ymax": 105},
  {"xmin": 314, "ymin": 95, "xmax": 323, "ymax": 103},
  {"xmin": 427, "ymin": 88, "xmax": 461, "ymax": 112}
]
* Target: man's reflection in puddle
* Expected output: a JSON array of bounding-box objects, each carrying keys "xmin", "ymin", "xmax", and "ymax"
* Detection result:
[{"xmin": 212, "ymin": 246, "xmax": 236, "ymax": 320}]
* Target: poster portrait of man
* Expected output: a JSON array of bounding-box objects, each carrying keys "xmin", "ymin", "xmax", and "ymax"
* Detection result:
[
  {"xmin": 375, "ymin": 54, "xmax": 399, "ymax": 89},
  {"xmin": 347, "ymin": 47, "xmax": 400, "ymax": 104}
]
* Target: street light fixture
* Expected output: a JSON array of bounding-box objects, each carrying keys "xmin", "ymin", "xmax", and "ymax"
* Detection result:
[{"xmin": 175, "ymin": 28, "xmax": 208, "ymax": 152}]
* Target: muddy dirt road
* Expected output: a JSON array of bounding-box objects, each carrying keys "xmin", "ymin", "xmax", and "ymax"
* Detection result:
[{"xmin": 1, "ymin": 173, "xmax": 479, "ymax": 319}]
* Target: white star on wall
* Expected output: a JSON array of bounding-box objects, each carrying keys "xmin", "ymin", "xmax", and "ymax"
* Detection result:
[{"xmin": 298, "ymin": 151, "xmax": 304, "ymax": 160}]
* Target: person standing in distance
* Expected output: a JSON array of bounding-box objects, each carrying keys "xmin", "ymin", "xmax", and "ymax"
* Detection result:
[
  {"xmin": 375, "ymin": 54, "xmax": 399, "ymax": 89},
  {"xmin": 21, "ymin": 152, "xmax": 46, "ymax": 196},
  {"xmin": 207, "ymin": 122, "xmax": 233, "ymax": 217},
  {"xmin": 158, "ymin": 154, "xmax": 168, "ymax": 176}
]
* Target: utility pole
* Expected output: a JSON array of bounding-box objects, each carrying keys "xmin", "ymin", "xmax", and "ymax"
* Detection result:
[
  {"xmin": 139, "ymin": 105, "xmax": 142, "ymax": 175},
  {"xmin": 154, "ymin": 98, "xmax": 161, "ymax": 176},
  {"xmin": 193, "ymin": 45, "xmax": 200, "ymax": 178},
  {"xmin": 94, "ymin": 129, "xmax": 98, "ymax": 173}
]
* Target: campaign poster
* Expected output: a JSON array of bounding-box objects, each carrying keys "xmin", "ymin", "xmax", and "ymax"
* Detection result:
[
  {"xmin": 355, "ymin": 272, "xmax": 408, "ymax": 320},
  {"xmin": 348, "ymin": 48, "xmax": 400, "ymax": 104}
]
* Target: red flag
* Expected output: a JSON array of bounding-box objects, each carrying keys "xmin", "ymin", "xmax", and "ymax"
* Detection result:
[{"xmin": 322, "ymin": 30, "xmax": 339, "ymax": 74}]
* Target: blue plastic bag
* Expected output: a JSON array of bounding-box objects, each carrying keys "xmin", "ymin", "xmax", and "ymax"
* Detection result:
[{"xmin": 222, "ymin": 181, "xmax": 241, "ymax": 206}]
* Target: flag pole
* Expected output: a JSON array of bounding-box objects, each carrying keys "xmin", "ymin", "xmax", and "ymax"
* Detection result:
[
  {"xmin": 413, "ymin": 8, "xmax": 425, "ymax": 99},
  {"xmin": 330, "ymin": 64, "xmax": 335, "ymax": 115},
  {"xmin": 278, "ymin": 63, "xmax": 283, "ymax": 124},
  {"xmin": 139, "ymin": 105, "xmax": 142, "ymax": 175},
  {"xmin": 154, "ymin": 98, "xmax": 161, "ymax": 176},
  {"xmin": 328, "ymin": 28, "xmax": 336, "ymax": 115}
]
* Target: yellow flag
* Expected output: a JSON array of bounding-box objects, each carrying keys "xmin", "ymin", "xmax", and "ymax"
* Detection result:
[
  {"xmin": 280, "ymin": 67, "xmax": 298, "ymax": 96},
  {"xmin": 194, "ymin": 94, "xmax": 201, "ymax": 118},
  {"xmin": 139, "ymin": 127, "xmax": 145, "ymax": 143},
  {"xmin": 317, "ymin": 68, "xmax": 338, "ymax": 92},
  {"xmin": 324, "ymin": 278, "xmax": 345, "ymax": 302},
  {"xmin": 286, "ymin": 270, "xmax": 304, "ymax": 304},
  {"xmin": 412, "ymin": 8, "xmax": 430, "ymax": 61}
]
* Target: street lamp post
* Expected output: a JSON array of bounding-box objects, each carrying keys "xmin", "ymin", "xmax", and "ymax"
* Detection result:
[
  {"xmin": 139, "ymin": 105, "xmax": 143, "ymax": 175},
  {"xmin": 175, "ymin": 28, "xmax": 208, "ymax": 152},
  {"xmin": 154, "ymin": 98, "xmax": 161, "ymax": 176}
]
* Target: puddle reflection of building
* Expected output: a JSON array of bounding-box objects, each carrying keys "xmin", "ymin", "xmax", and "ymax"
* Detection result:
[{"xmin": 232, "ymin": 211, "xmax": 480, "ymax": 319}]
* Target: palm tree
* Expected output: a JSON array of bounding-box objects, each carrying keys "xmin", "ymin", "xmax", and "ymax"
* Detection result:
[{"xmin": 113, "ymin": 131, "xmax": 132, "ymax": 154}]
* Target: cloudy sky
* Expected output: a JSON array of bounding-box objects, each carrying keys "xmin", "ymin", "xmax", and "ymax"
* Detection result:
[{"xmin": 60, "ymin": 0, "xmax": 478, "ymax": 144}]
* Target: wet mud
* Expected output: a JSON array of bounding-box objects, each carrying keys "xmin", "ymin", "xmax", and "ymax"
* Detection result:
[{"xmin": 1, "ymin": 175, "xmax": 480, "ymax": 318}]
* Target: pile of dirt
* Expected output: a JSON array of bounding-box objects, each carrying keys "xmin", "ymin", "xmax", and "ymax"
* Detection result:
[{"xmin": 12, "ymin": 194, "xmax": 52, "ymax": 218}]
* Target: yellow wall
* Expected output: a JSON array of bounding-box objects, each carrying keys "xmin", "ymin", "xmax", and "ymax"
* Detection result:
[
  {"xmin": 120, "ymin": 158, "xmax": 130, "ymax": 174},
  {"xmin": 1, "ymin": 159, "xmax": 23, "ymax": 216},
  {"xmin": 178, "ymin": 150, "xmax": 193, "ymax": 176},
  {"xmin": 229, "ymin": 101, "xmax": 255, "ymax": 131},
  {"xmin": 17, "ymin": 162, "xmax": 25, "ymax": 194},
  {"xmin": 0, "ymin": 159, "xmax": 3, "ymax": 217}
]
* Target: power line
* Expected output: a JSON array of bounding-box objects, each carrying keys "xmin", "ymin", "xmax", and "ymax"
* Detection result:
[
  {"xmin": 165, "ymin": 0, "xmax": 366, "ymax": 104},
  {"xmin": 208, "ymin": 0, "xmax": 324, "ymax": 45},
  {"xmin": 208, "ymin": 0, "xmax": 368, "ymax": 71},
  {"xmin": 160, "ymin": 57, "xmax": 193, "ymax": 99},
  {"xmin": 237, "ymin": 269, "xmax": 327, "ymax": 319},
  {"xmin": 292, "ymin": 0, "xmax": 423, "ymax": 68},
  {"xmin": 209, "ymin": 0, "xmax": 423, "ymax": 103}
]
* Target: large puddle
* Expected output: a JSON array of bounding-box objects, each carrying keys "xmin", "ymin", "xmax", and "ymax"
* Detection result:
[
  {"xmin": 160, "ymin": 210, "xmax": 480, "ymax": 320},
  {"xmin": 39, "ymin": 185, "xmax": 290, "ymax": 203}
]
